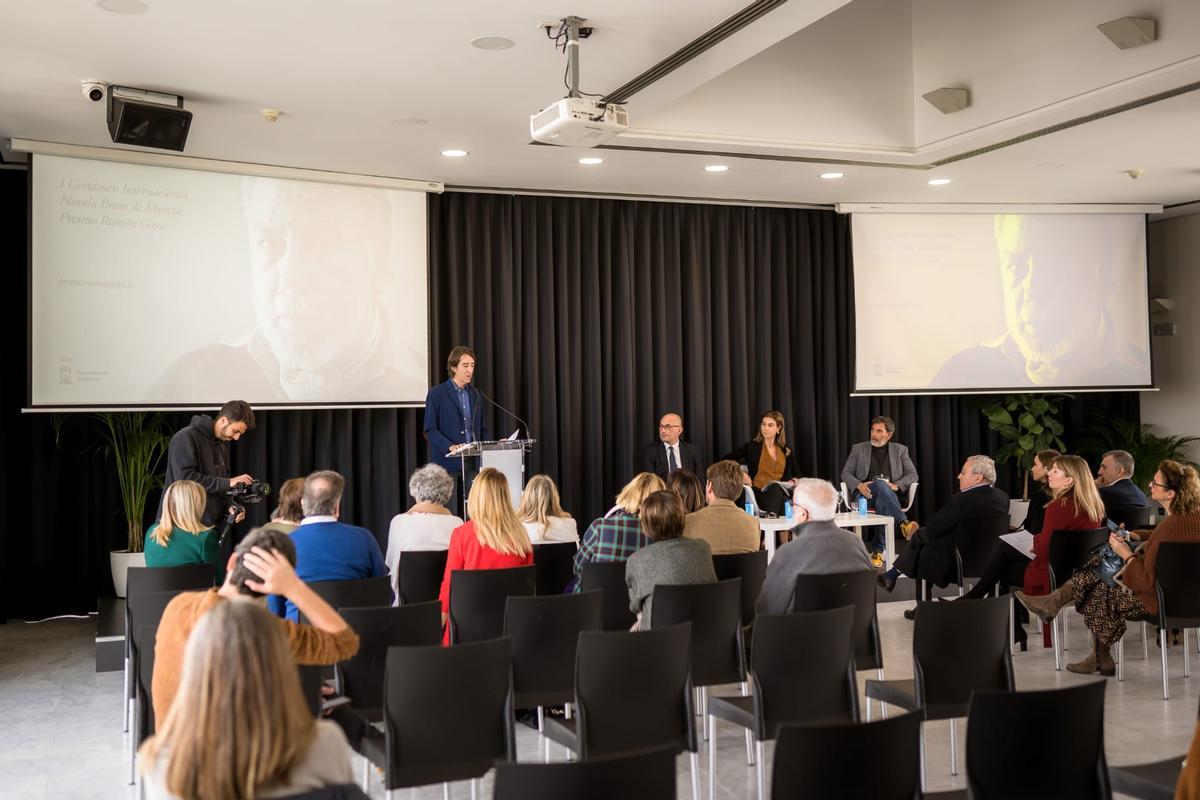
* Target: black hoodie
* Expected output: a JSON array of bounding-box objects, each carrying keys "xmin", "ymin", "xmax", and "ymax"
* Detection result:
[{"xmin": 162, "ymin": 414, "xmax": 231, "ymax": 527}]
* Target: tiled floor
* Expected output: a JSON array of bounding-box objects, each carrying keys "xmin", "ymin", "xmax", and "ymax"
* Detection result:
[{"xmin": 1, "ymin": 594, "xmax": 1196, "ymax": 799}]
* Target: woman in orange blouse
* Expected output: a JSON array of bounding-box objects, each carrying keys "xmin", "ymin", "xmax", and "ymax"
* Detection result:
[{"xmin": 723, "ymin": 410, "xmax": 796, "ymax": 516}]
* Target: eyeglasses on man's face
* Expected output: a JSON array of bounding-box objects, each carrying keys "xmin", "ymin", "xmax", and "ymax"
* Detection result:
[{"xmin": 659, "ymin": 423, "xmax": 680, "ymax": 429}]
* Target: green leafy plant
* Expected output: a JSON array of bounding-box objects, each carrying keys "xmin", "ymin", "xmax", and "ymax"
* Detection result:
[
  {"xmin": 94, "ymin": 412, "xmax": 174, "ymax": 553},
  {"xmin": 1074, "ymin": 418, "xmax": 1199, "ymax": 490},
  {"xmin": 981, "ymin": 394, "xmax": 1069, "ymax": 500}
]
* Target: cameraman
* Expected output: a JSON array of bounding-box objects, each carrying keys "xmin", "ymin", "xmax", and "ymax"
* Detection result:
[{"xmin": 162, "ymin": 400, "xmax": 257, "ymax": 527}]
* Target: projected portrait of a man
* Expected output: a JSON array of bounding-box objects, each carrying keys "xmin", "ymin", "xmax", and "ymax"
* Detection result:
[{"xmin": 931, "ymin": 214, "xmax": 1150, "ymax": 388}]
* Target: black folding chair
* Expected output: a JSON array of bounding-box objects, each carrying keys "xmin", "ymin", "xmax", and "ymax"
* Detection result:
[
  {"xmin": 533, "ymin": 541, "xmax": 579, "ymax": 595},
  {"xmin": 709, "ymin": 607, "xmax": 859, "ymax": 800},
  {"xmin": 1118, "ymin": 542, "xmax": 1200, "ymax": 699},
  {"xmin": 492, "ymin": 745, "xmax": 677, "ymax": 800},
  {"xmin": 129, "ymin": 623, "xmax": 157, "ymax": 785},
  {"xmin": 712, "ymin": 550, "xmax": 768, "ymax": 628},
  {"xmin": 503, "ymin": 592, "xmax": 602, "ymax": 759},
  {"xmin": 543, "ymin": 624, "xmax": 700, "ymax": 800},
  {"xmin": 1106, "ymin": 505, "xmax": 1155, "ymax": 531},
  {"xmin": 771, "ymin": 712, "xmax": 923, "ymax": 800},
  {"xmin": 301, "ymin": 575, "xmax": 394, "ymax": 623},
  {"xmin": 792, "ymin": 570, "xmax": 883, "ymax": 719},
  {"xmin": 396, "ymin": 550, "xmax": 449, "ymax": 605},
  {"xmin": 336, "ymin": 603, "xmax": 442, "ymax": 724},
  {"xmin": 580, "ymin": 560, "xmax": 636, "ymax": 631},
  {"xmin": 954, "ymin": 513, "xmax": 1010, "ymax": 595},
  {"xmin": 360, "ymin": 638, "xmax": 514, "ymax": 798},
  {"xmin": 865, "ymin": 596, "xmax": 1014, "ymax": 789},
  {"xmin": 447, "ymin": 565, "xmax": 536, "ymax": 644},
  {"xmin": 297, "ymin": 664, "xmax": 324, "ymax": 718},
  {"xmin": 1047, "ymin": 528, "xmax": 1110, "ymax": 670}
]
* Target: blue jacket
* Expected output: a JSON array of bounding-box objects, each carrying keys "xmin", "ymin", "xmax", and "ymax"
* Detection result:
[
  {"xmin": 1099, "ymin": 478, "xmax": 1148, "ymax": 512},
  {"xmin": 267, "ymin": 519, "xmax": 388, "ymax": 621},
  {"xmin": 423, "ymin": 379, "xmax": 488, "ymax": 473}
]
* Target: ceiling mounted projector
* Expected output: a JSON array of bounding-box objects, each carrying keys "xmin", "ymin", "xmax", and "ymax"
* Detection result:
[
  {"xmin": 531, "ymin": 15, "xmax": 628, "ymax": 147},
  {"xmin": 107, "ymin": 86, "xmax": 192, "ymax": 152}
]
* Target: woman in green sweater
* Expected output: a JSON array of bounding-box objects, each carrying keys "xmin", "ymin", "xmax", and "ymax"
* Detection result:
[{"xmin": 145, "ymin": 479, "xmax": 223, "ymax": 581}]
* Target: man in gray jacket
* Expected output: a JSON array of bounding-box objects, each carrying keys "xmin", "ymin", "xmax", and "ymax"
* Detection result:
[
  {"xmin": 840, "ymin": 416, "xmax": 920, "ymax": 564},
  {"xmin": 756, "ymin": 479, "xmax": 874, "ymax": 615}
]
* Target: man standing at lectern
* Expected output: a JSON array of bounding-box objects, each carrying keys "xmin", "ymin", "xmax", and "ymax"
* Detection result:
[{"xmin": 423, "ymin": 346, "xmax": 488, "ymax": 515}]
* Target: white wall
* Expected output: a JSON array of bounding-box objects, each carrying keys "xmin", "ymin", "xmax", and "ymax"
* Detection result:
[{"xmin": 1142, "ymin": 212, "xmax": 1200, "ymax": 461}]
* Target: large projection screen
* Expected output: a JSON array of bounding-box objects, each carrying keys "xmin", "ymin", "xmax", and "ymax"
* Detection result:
[
  {"xmin": 30, "ymin": 153, "xmax": 429, "ymax": 408},
  {"xmin": 851, "ymin": 212, "xmax": 1152, "ymax": 394}
]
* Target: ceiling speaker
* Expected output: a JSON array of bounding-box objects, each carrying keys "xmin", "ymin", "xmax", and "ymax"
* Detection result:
[
  {"xmin": 922, "ymin": 87, "xmax": 970, "ymax": 114},
  {"xmin": 106, "ymin": 86, "xmax": 192, "ymax": 152},
  {"xmin": 1097, "ymin": 17, "xmax": 1156, "ymax": 50}
]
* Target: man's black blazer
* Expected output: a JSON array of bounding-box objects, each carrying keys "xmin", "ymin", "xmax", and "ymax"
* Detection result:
[
  {"xmin": 914, "ymin": 483, "xmax": 1010, "ymax": 587},
  {"xmin": 641, "ymin": 440, "xmax": 707, "ymax": 480},
  {"xmin": 1098, "ymin": 479, "xmax": 1148, "ymax": 512}
]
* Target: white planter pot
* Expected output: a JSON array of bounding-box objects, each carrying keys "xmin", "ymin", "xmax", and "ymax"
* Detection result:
[
  {"xmin": 1009, "ymin": 499, "xmax": 1031, "ymax": 529},
  {"xmin": 110, "ymin": 550, "xmax": 146, "ymax": 598}
]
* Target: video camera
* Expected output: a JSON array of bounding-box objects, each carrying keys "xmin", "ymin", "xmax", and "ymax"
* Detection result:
[{"xmin": 218, "ymin": 479, "xmax": 272, "ymax": 547}]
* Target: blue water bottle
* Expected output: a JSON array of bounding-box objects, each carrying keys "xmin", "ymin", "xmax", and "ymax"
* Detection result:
[
  {"xmin": 784, "ymin": 500, "xmax": 793, "ymax": 519},
  {"xmin": 857, "ymin": 496, "xmax": 868, "ymax": 517},
  {"xmin": 745, "ymin": 500, "xmax": 754, "ymax": 516}
]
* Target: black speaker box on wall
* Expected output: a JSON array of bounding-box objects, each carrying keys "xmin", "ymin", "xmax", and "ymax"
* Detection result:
[{"xmin": 106, "ymin": 88, "xmax": 192, "ymax": 152}]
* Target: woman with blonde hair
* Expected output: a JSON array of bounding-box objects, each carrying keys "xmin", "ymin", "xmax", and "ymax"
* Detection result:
[
  {"xmin": 723, "ymin": 410, "xmax": 796, "ymax": 516},
  {"xmin": 437, "ymin": 468, "xmax": 534, "ymax": 644},
  {"xmin": 140, "ymin": 600, "xmax": 354, "ymax": 799},
  {"xmin": 145, "ymin": 480, "xmax": 223, "ymax": 580},
  {"xmin": 518, "ymin": 474, "xmax": 579, "ymax": 543},
  {"xmin": 566, "ymin": 471, "xmax": 667, "ymax": 592}
]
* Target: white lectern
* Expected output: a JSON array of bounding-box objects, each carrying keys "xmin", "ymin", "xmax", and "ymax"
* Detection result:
[{"xmin": 451, "ymin": 439, "xmax": 536, "ymax": 508}]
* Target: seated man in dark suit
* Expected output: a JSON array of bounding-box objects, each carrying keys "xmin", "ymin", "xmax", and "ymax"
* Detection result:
[
  {"xmin": 757, "ymin": 479, "xmax": 874, "ymax": 615},
  {"xmin": 641, "ymin": 411, "xmax": 706, "ymax": 480},
  {"xmin": 267, "ymin": 469, "xmax": 388, "ymax": 621},
  {"xmin": 878, "ymin": 455, "xmax": 1010, "ymax": 620},
  {"xmin": 1095, "ymin": 449, "xmax": 1148, "ymax": 512}
]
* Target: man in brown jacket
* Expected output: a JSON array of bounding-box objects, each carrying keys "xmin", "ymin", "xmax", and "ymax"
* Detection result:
[
  {"xmin": 151, "ymin": 527, "xmax": 360, "ymax": 723},
  {"xmin": 683, "ymin": 460, "xmax": 762, "ymax": 554}
]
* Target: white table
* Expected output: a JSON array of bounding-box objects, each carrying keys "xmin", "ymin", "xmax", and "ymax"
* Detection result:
[{"xmin": 759, "ymin": 512, "xmax": 897, "ymax": 568}]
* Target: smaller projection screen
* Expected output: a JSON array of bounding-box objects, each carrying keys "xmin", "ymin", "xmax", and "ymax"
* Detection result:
[
  {"xmin": 29, "ymin": 153, "xmax": 429, "ymax": 408},
  {"xmin": 851, "ymin": 212, "xmax": 1152, "ymax": 393}
]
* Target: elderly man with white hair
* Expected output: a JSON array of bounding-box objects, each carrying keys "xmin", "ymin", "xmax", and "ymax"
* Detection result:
[
  {"xmin": 756, "ymin": 479, "xmax": 874, "ymax": 615},
  {"xmin": 878, "ymin": 455, "xmax": 1010, "ymax": 620}
]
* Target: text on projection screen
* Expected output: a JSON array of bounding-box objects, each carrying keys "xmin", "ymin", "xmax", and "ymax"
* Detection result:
[
  {"xmin": 31, "ymin": 154, "xmax": 430, "ymax": 406},
  {"xmin": 851, "ymin": 212, "xmax": 1151, "ymax": 393}
]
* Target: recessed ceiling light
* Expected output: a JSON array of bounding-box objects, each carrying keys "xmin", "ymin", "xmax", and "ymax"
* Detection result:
[
  {"xmin": 471, "ymin": 36, "xmax": 515, "ymax": 50},
  {"xmin": 820, "ymin": 172, "xmax": 844, "ymax": 180},
  {"xmin": 440, "ymin": 149, "xmax": 469, "ymax": 158},
  {"xmin": 392, "ymin": 117, "xmax": 429, "ymax": 126},
  {"xmin": 704, "ymin": 164, "xmax": 729, "ymax": 173},
  {"xmin": 927, "ymin": 177, "xmax": 952, "ymax": 186},
  {"xmin": 578, "ymin": 157, "xmax": 604, "ymax": 166},
  {"xmin": 95, "ymin": 0, "xmax": 148, "ymax": 13}
]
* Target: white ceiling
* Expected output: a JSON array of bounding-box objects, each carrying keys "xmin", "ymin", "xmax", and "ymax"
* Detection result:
[{"xmin": 3, "ymin": 0, "xmax": 1199, "ymax": 206}]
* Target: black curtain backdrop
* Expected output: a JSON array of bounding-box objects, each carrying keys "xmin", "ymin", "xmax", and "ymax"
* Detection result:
[{"xmin": 1, "ymin": 176, "xmax": 1138, "ymax": 620}]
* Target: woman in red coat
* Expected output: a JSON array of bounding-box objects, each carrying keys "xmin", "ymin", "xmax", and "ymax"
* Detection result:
[
  {"xmin": 438, "ymin": 467, "xmax": 534, "ymax": 645},
  {"xmin": 1023, "ymin": 454, "xmax": 1105, "ymax": 596}
]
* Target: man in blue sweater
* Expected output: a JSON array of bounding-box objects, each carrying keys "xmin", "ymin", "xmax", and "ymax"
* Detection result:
[{"xmin": 268, "ymin": 469, "xmax": 388, "ymax": 620}]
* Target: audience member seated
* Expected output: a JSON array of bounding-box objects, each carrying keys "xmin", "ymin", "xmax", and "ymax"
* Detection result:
[
  {"xmin": 517, "ymin": 474, "xmax": 579, "ymax": 544},
  {"xmin": 960, "ymin": 453, "xmax": 1101, "ymax": 648},
  {"xmin": 840, "ymin": 415, "xmax": 920, "ymax": 563},
  {"xmin": 723, "ymin": 410, "xmax": 796, "ymax": 516},
  {"xmin": 1095, "ymin": 448, "xmax": 1148, "ymax": 512},
  {"xmin": 385, "ymin": 464, "xmax": 463, "ymax": 591},
  {"xmin": 757, "ymin": 479, "xmax": 873, "ymax": 615},
  {"xmin": 625, "ymin": 490, "xmax": 717, "ymax": 629},
  {"xmin": 566, "ymin": 472, "xmax": 665, "ymax": 592},
  {"xmin": 667, "ymin": 468, "xmax": 706, "ymax": 514},
  {"xmin": 152, "ymin": 527, "xmax": 359, "ymax": 723},
  {"xmin": 438, "ymin": 468, "xmax": 535, "ymax": 644},
  {"xmin": 640, "ymin": 411, "xmax": 706, "ymax": 480},
  {"xmin": 141, "ymin": 600, "xmax": 354, "ymax": 799},
  {"xmin": 144, "ymin": 480, "xmax": 223, "ymax": 581},
  {"xmin": 1019, "ymin": 449, "xmax": 1060, "ymax": 534},
  {"xmin": 259, "ymin": 477, "xmax": 305, "ymax": 535},
  {"xmin": 269, "ymin": 470, "xmax": 387, "ymax": 621},
  {"xmin": 878, "ymin": 455, "xmax": 1009, "ymax": 620},
  {"xmin": 1022, "ymin": 460, "xmax": 1200, "ymax": 676},
  {"xmin": 683, "ymin": 460, "xmax": 761, "ymax": 555}
]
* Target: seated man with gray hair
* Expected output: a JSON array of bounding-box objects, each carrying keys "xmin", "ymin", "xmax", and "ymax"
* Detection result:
[
  {"xmin": 878, "ymin": 455, "xmax": 1010, "ymax": 620},
  {"xmin": 1095, "ymin": 449, "xmax": 1148, "ymax": 512},
  {"xmin": 756, "ymin": 479, "xmax": 873, "ymax": 615},
  {"xmin": 268, "ymin": 469, "xmax": 387, "ymax": 621}
]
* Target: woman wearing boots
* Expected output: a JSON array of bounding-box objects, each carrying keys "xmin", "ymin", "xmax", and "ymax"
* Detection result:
[
  {"xmin": 1027, "ymin": 460, "xmax": 1200, "ymax": 675},
  {"xmin": 962, "ymin": 453, "xmax": 1100, "ymax": 649}
]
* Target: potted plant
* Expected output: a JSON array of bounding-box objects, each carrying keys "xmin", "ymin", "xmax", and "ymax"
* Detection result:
[
  {"xmin": 1075, "ymin": 418, "xmax": 1199, "ymax": 490},
  {"xmin": 981, "ymin": 394, "xmax": 1069, "ymax": 523},
  {"xmin": 98, "ymin": 412, "xmax": 174, "ymax": 597}
]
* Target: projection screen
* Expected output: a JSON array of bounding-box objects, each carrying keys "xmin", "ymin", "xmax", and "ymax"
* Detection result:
[
  {"xmin": 851, "ymin": 212, "xmax": 1152, "ymax": 394},
  {"xmin": 29, "ymin": 153, "xmax": 429, "ymax": 408}
]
